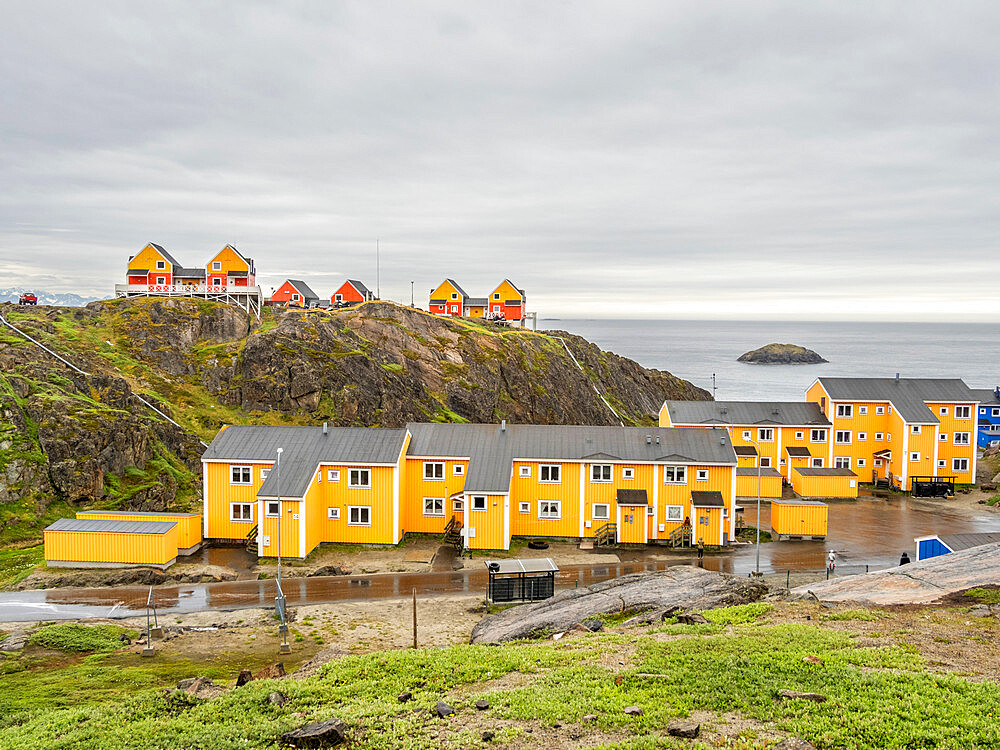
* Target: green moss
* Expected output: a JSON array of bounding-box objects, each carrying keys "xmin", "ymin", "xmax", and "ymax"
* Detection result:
[
  {"xmin": 380, "ymin": 362, "xmax": 404, "ymax": 373},
  {"xmin": 28, "ymin": 624, "xmax": 137, "ymax": 654},
  {"xmin": 963, "ymin": 587, "xmax": 1000, "ymax": 605}
]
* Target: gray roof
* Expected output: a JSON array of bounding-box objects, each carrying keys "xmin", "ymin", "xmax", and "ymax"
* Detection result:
[
  {"xmin": 485, "ymin": 558, "xmax": 558, "ymax": 574},
  {"xmin": 466, "ymin": 297, "xmax": 488, "ymax": 306},
  {"xmin": 772, "ymin": 499, "xmax": 828, "ymax": 506},
  {"xmin": 786, "ymin": 446, "xmax": 811, "ymax": 457},
  {"xmin": 793, "ymin": 467, "xmax": 857, "ymax": 477},
  {"xmin": 815, "ymin": 378, "xmax": 977, "ymax": 423},
  {"xmin": 149, "ymin": 243, "xmax": 182, "ymax": 269},
  {"xmin": 406, "ymin": 423, "xmax": 737, "ymax": 493},
  {"xmin": 734, "ymin": 445, "xmax": 758, "ymax": 456},
  {"xmin": 46, "ymin": 518, "xmax": 176, "ymax": 534},
  {"xmin": 173, "ymin": 266, "xmax": 206, "ymax": 278},
  {"xmin": 663, "ymin": 401, "xmax": 830, "ymax": 427},
  {"xmin": 77, "ymin": 511, "xmax": 199, "ymax": 518},
  {"xmin": 429, "ymin": 299, "xmax": 446, "ymax": 305},
  {"xmin": 937, "ymin": 532, "xmax": 1000, "ymax": 552},
  {"xmin": 505, "ymin": 299, "xmax": 522, "ymax": 306},
  {"xmin": 691, "ymin": 490, "xmax": 725, "ymax": 507},
  {"xmin": 971, "ymin": 389, "xmax": 1000, "ymax": 405},
  {"xmin": 445, "ymin": 278, "xmax": 469, "ymax": 298},
  {"xmin": 203, "ymin": 425, "xmax": 408, "ymax": 499},
  {"xmin": 346, "ymin": 279, "xmax": 372, "ymax": 298},
  {"xmin": 616, "ymin": 489, "xmax": 648, "ymax": 505},
  {"xmin": 736, "ymin": 467, "xmax": 782, "ymax": 478},
  {"xmin": 285, "ymin": 280, "xmax": 319, "ymax": 301}
]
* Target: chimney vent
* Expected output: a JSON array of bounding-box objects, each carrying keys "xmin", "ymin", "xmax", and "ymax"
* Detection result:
[
  {"xmin": 322, "ymin": 422, "xmax": 328, "ymax": 435},
  {"xmin": 646, "ymin": 435, "xmax": 652, "ymax": 445},
  {"xmin": 720, "ymin": 407, "xmax": 728, "ymax": 415},
  {"xmin": 895, "ymin": 372, "xmax": 900, "ymax": 383},
  {"xmin": 501, "ymin": 420, "xmax": 507, "ymax": 432},
  {"xmin": 655, "ymin": 435, "xmax": 660, "ymax": 445}
]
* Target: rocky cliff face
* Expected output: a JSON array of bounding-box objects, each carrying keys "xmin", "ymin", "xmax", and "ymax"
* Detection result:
[{"xmin": 0, "ymin": 299, "xmax": 708, "ymax": 539}]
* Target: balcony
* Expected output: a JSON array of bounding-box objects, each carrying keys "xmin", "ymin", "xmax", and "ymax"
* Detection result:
[{"xmin": 114, "ymin": 284, "xmax": 263, "ymax": 317}]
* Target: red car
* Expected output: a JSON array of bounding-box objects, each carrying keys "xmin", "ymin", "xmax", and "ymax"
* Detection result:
[{"xmin": 17, "ymin": 293, "xmax": 37, "ymax": 305}]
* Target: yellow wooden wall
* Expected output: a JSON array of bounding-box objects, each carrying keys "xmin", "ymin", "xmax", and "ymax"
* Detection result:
[
  {"xmin": 76, "ymin": 511, "xmax": 202, "ymax": 551},
  {"xmin": 791, "ymin": 471, "xmax": 858, "ymax": 499},
  {"xmin": 509, "ymin": 461, "xmax": 583, "ymax": 539},
  {"xmin": 128, "ymin": 244, "xmax": 170, "ymax": 273},
  {"xmin": 206, "ymin": 245, "xmax": 250, "ymax": 275},
  {"xmin": 930, "ymin": 401, "xmax": 977, "ymax": 483},
  {"xmin": 304, "ymin": 464, "xmax": 397, "ymax": 547},
  {"xmin": 466, "ymin": 493, "xmax": 509, "ymax": 550},
  {"xmin": 691, "ymin": 506, "xmax": 723, "ymax": 545},
  {"xmin": 735, "ymin": 471, "xmax": 782, "ymax": 499},
  {"xmin": 771, "ymin": 502, "xmax": 828, "ymax": 537},
  {"xmin": 259, "ymin": 499, "xmax": 301, "ymax": 558},
  {"xmin": 204, "ymin": 461, "xmax": 274, "ymax": 541},
  {"xmin": 490, "ymin": 279, "xmax": 522, "ymax": 302},
  {"xmin": 402, "ymin": 458, "xmax": 469, "ymax": 535},
  {"xmin": 45, "ymin": 527, "xmax": 177, "ymax": 567}
]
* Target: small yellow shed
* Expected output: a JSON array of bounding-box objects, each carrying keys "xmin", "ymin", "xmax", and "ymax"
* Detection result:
[
  {"xmin": 791, "ymin": 467, "xmax": 858, "ymax": 499},
  {"xmin": 76, "ymin": 511, "xmax": 202, "ymax": 554},
  {"xmin": 736, "ymin": 467, "xmax": 783, "ymax": 499},
  {"xmin": 44, "ymin": 518, "xmax": 179, "ymax": 570},
  {"xmin": 770, "ymin": 499, "xmax": 828, "ymax": 541}
]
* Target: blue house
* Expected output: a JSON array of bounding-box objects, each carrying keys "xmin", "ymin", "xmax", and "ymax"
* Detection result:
[
  {"xmin": 914, "ymin": 532, "xmax": 1000, "ymax": 562},
  {"xmin": 972, "ymin": 387, "xmax": 1000, "ymax": 448}
]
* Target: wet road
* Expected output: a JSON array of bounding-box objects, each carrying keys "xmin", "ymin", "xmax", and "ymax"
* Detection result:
[{"xmin": 3, "ymin": 496, "xmax": 999, "ymax": 622}]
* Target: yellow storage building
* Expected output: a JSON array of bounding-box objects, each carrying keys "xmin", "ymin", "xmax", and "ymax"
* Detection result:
[
  {"xmin": 736, "ymin": 467, "xmax": 782, "ymax": 499},
  {"xmin": 44, "ymin": 518, "xmax": 179, "ymax": 569},
  {"xmin": 770, "ymin": 499, "xmax": 828, "ymax": 541},
  {"xmin": 76, "ymin": 511, "xmax": 202, "ymax": 554},
  {"xmin": 791, "ymin": 467, "xmax": 858, "ymax": 499}
]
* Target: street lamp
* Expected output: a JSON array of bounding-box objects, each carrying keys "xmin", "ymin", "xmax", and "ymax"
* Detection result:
[
  {"xmin": 410, "ymin": 280, "xmax": 414, "ymax": 307},
  {"xmin": 275, "ymin": 447, "xmax": 290, "ymax": 654},
  {"xmin": 746, "ymin": 437, "xmax": 764, "ymax": 577}
]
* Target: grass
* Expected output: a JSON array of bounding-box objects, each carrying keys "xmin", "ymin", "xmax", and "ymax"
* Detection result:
[
  {"xmin": 0, "ymin": 545, "xmax": 45, "ymax": 589},
  {"xmin": 963, "ymin": 587, "xmax": 1000, "ymax": 605},
  {"xmin": 28, "ymin": 624, "xmax": 137, "ymax": 653},
  {"xmin": 820, "ymin": 608, "xmax": 890, "ymax": 622}
]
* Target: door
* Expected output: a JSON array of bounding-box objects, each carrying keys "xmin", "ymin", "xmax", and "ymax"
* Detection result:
[{"xmin": 619, "ymin": 507, "xmax": 646, "ymax": 544}]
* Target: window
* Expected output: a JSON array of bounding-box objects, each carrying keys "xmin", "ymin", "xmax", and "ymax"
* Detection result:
[
  {"xmin": 857, "ymin": 458, "xmax": 866, "ymax": 467},
  {"xmin": 156, "ymin": 277, "xmax": 166, "ymax": 285},
  {"xmin": 518, "ymin": 501, "xmax": 530, "ymax": 514},
  {"xmin": 994, "ymin": 408, "xmax": 1000, "ymax": 417},
  {"xmin": 663, "ymin": 466, "xmax": 687, "ymax": 483},
  {"xmin": 858, "ymin": 432, "xmax": 867, "ymax": 441},
  {"xmin": 493, "ymin": 293, "xmax": 501, "ymax": 300},
  {"xmin": 836, "ymin": 404, "xmax": 853, "ymax": 418},
  {"xmin": 939, "ymin": 407, "xmax": 948, "ymax": 416},
  {"xmin": 810, "ymin": 429, "xmax": 827, "ymax": 442},
  {"xmin": 423, "ymin": 462, "xmax": 444, "ymax": 480},
  {"xmin": 593, "ymin": 503, "xmax": 610, "ymax": 521},
  {"xmin": 911, "ymin": 425, "xmax": 921, "ymax": 435},
  {"xmin": 491, "ymin": 305, "xmax": 501, "ymax": 312},
  {"xmin": 875, "ymin": 406, "xmax": 885, "ymax": 415},
  {"xmin": 327, "ymin": 507, "xmax": 340, "ymax": 520},
  {"xmin": 795, "ymin": 431, "xmax": 804, "ymax": 440},
  {"xmin": 759, "ymin": 458, "xmax": 771, "ymax": 468},
  {"xmin": 910, "ymin": 452, "xmax": 920, "ymax": 462},
  {"xmin": 327, "ymin": 469, "xmax": 340, "ymax": 482},
  {"xmin": 539, "ymin": 465, "xmax": 561, "ymax": 483},
  {"xmin": 213, "ymin": 261, "xmax": 221, "ymax": 270},
  {"xmin": 317, "ymin": 471, "xmax": 322, "ymax": 483},
  {"xmin": 779, "ymin": 459, "xmax": 786, "ymax": 466},
  {"xmin": 591, "ymin": 464, "xmax": 612, "ymax": 482},
  {"xmin": 449, "ymin": 305, "xmax": 458, "ymax": 313},
  {"xmin": 622, "ymin": 467, "xmax": 635, "ymax": 480},
  {"xmin": 349, "ymin": 468, "xmax": 371, "ymax": 488},
  {"xmin": 471, "ymin": 495, "xmax": 487, "ymax": 511},
  {"xmin": 156, "ymin": 260, "xmax": 165, "ymax": 269},
  {"xmin": 954, "ymin": 432, "xmax": 971, "ymax": 446},
  {"xmin": 348, "ymin": 506, "xmax": 371, "ymax": 526},
  {"xmin": 451, "ymin": 292, "xmax": 458, "ymax": 300},
  {"xmin": 939, "ymin": 433, "xmax": 948, "ymax": 442},
  {"xmin": 758, "ymin": 428, "xmax": 774, "ymax": 442},
  {"xmin": 230, "ymin": 466, "xmax": 251, "ymax": 484},
  {"xmin": 835, "ymin": 430, "xmax": 851, "ymax": 444},
  {"xmin": 875, "ymin": 458, "xmax": 883, "ymax": 467},
  {"xmin": 423, "ymin": 497, "xmax": 445, "ymax": 516},
  {"xmin": 452, "ymin": 498, "xmax": 464, "ymax": 512},
  {"xmin": 887, "ymin": 433, "xmax": 892, "ymax": 441},
  {"xmin": 519, "ymin": 466, "xmax": 531, "ymax": 478},
  {"xmin": 859, "ymin": 406, "xmax": 868, "ymax": 415},
  {"xmin": 666, "ymin": 505, "xmax": 683, "ymax": 522},
  {"xmin": 875, "ymin": 432, "xmax": 884, "ymax": 441},
  {"xmin": 292, "ymin": 293, "xmax": 300, "ymax": 301},
  {"xmin": 834, "ymin": 457, "xmax": 851, "ymax": 469},
  {"xmin": 956, "ymin": 406, "xmax": 971, "ymax": 419},
  {"xmin": 937, "ymin": 459, "xmax": 947, "ymax": 469},
  {"xmin": 539, "ymin": 500, "xmax": 561, "ymax": 519},
  {"xmin": 742, "ymin": 430, "xmax": 751, "ymax": 440},
  {"xmin": 265, "ymin": 501, "xmax": 280, "ymax": 518},
  {"xmin": 811, "ymin": 458, "xmax": 824, "ymax": 467},
  {"xmin": 953, "ymin": 458, "xmax": 970, "ymax": 472},
  {"xmin": 453, "ymin": 464, "xmax": 464, "ymax": 476},
  {"xmin": 260, "ymin": 468, "xmax": 270, "ymax": 481},
  {"xmin": 335, "ymin": 294, "xmax": 343, "ymax": 302},
  {"xmin": 231, "ymin": 503, "xmax": 252, "ymax": 522},
  {"xmin": 647, "ymin": 506, "xmax": 655, "ymax": 517},
  {"xmin": 696, "ymin": 469, "xmax": 709, "ymax": 481}
]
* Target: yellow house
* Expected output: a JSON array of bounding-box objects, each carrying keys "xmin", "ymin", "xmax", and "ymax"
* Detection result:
[
  {"xmin": 806, "ymin": 377, "xmax": 979, "ymax": 490},
  {"xmin": 428, "ymin": 279, "xmax": 469, "ymax": 317},
  {"xmin": 206, "ymin": 244, "xmax": 256, "ymax": 289},
  {"xmin": 202, "ymin": 422, "xmax": 739, "ymax": 556},
  {"xmin": 660, "ymin": 401, "xmax": 831, "ymax": 499},
  {"xmin": 487, "ymin": 280, "xmax": 526, "ymax": 324}
]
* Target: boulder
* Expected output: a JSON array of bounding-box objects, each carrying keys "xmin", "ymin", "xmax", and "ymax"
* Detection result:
[
  {"xmin": 0, "ymin": 630, "xmax": 29, "ymax": 652},
  {"xmin": 280, "ymin": 717, "xmax": 349, "ymax": 748},
  {"xmin": 236, "ymin": 669, "xmax": 253, "ymax": 687},
  {"xmin": 772, "ymin": 740, "xmax": 818, "ymax": 750},
  {"xmin": 778, "ymin": 690, "xmax": 827, "ymax": 703},
  {"xmin": 582, "ymin": 618, "xmax": 604, "ymax": 632},
  {"xmin": 254, "ymin": 662, "xmax": 286, "ymax": 680},
  {"xmin": 475, "ymin": 700, "xmax": 490, "ymax": 711},
  {"xmin": 471, "ymin": 567, "xmax": 767, "ymax": 644},
  {"xmin": 434, "ymin": 701, "xmax": 455, "ymax": 718},
  {"xmin": 738, "ymin": 344, "xmax": 827, "ymax": 365},
  {"xmin": 268, "ymin": 691, "xmax": 287, "ymax": 706},
  {"xmin": 668, "ymin": 721, "xmax": 700, "ymax": 738},
  {"xmin": 397, "ymin": 692, "xmax": 412, "ymax": 703},
  {"xmin": 624, "ymin": 706, "xmax": 643, "ymax": 716},
  {"xmin": 675, "ymin": 612, "xmax": 708, "ymax": 625}
]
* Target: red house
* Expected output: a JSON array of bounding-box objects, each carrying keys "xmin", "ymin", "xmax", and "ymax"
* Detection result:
[
  {"xmin": 271, "ymin": 279, "xmax": 319, "ymax": 308},
  {"xmin": 332, "ymin": 279, "xmax": 375, "ymax": 306}
]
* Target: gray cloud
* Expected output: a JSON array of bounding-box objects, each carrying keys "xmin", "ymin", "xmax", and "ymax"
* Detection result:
[{"xmin": 1, "ymin": 1, "xmax": 999, "ymax": 319}]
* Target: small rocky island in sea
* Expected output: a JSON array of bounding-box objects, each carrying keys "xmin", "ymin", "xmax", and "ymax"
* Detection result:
[{"xmin": 738, "ymin": 343, "xmax": 828, "ymax": 364}]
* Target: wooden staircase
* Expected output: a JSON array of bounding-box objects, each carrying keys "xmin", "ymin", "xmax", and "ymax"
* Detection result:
[
  {"xmin": 245, "ymin": 524, "xmax": 258, "ymax": 552},
  {"xmin": 668, "ymin": 525, "xmax": 691, "ymax": 548},
  {"xmin": 593, "ymin": 522, "xmax": 617, "ymax": 547},
  {"xmin": 443, "ymin": 517, "xmax": 463, "ymax": 552}
]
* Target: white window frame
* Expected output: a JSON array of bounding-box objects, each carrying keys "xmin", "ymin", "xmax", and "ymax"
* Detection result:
[
  {"xmin": 335, "ymin": 294, "xmax": 343, "ymax": 302},
  {"xmin": 452, "ymin": 498, "xmax": 464, "ymax": 513},
  {"xmin": 327, "ymin": 469, "xmax": 340, "ymax": 482},
  {"xmin": 910, "ymin": 452, "xmax": 920, "ymax": 462},
  {"xmin": 493, "ymin": 293, "xmax": 501, "ymax": 300},
  {"xmin": 939, "ymin": 406, "xmax": 948, "ymax": 416},
  {"xmin": 758, "ymin": 428, "xmax": 774, "ymax": 442},
  {"xmin": 938, "ymin": 433, "xmax": 948, "ymax": 442},
  {"xmin": 292, "ymin": 293, "xmax": 300, "ymax": 301},
  {"xmin": 758, "ymin": 458, "xmax": 771, "ymax": 468},
  {"xmin": 834, "ymin": 457, "xmax": 851, "ymax": 469},
  {"xmin": 260, "ymin": 468, "xmax": 270, "ymax": 481},
  {"xmin": 835, "ymin": 430, "xmax": 851, "ymax": 445},
  {"xmin": 518, "ymin": 501, "xmax": 530, "ymax": 514},
  {"xmin": 328, "ymin": 507, "xmax": 340, "ymax": 520},
  {"xmin": 591, "ymin": 464, "xmax": 612, "ymax": 483},
  {"xmin": 647, "ymin": 506, "xmax": 655, "ymax": 517},
  {"xmin": 422, "ymin": 497, "xmax": 445, "ymax": 517},
  {"xmin": 955, "ymin": 406, "xmax": 971, "ymax": 420},
  {"xmin": 518, "ymin": 465, "xmax": 531, "ymax": 478},
  {"xmin": 875, "ymin": 458, "xmax": 884, "ymax": 467},
  {"xmin": 423, "ymin": 462, "xmax": 445, "ymax": 481},
  {"xmin": 265, "ymin": 501, "xmax": 280, "ymax": 518},
  {"xmin": 993, "ymin": 408, "xmax": 1000, "ymax": 417},
  {"xmin": 859, "ymin": 406, "xmax": 868, "ymax": 415},
  {"xmin": 230, "ymin": 502, "xmax": 253, "ymax": 522},
  {"xmin": 953, "ymin": 458, "xmax": 969, "ymax": 472},
  {"xmin": 953, "ymin": 432, "xmax": 970, "ymax": 446},
  {"xmin": 666, "ymin": 505, "xmax": 683, "ymax": 522},
  {"xmin": 696, "ymin": 469, "xmax": 709, "ymax": 481},
  {"xmin": 810, "ymin": 429, "xmax": 827, "ymax": 442},
  {"xmin": 663, "ymin": 466, "xmax": 687, "ymax": 484},
  {"xmin": 592, "ymin": 503, "xmax": 610, "ymax": 521},
  {"xmin": 622, "ymin": 467, "xmax": 635, "ymax": 480},
  {"xmin": 876, "ymin": 406, "xmax": 885, "ymax": 415},
  {"xmin": 742, "ymin": 430, "xmax": 751, "ymax": 440},
  {"xmin": 539, "ymin": 465, "xmax": 561, "ymax": 483},
  {"xmin": 348, "ymin": 506, "xmax": 371, "ymax": 526},
  {"xmin": 450, "ymin": 292, "xmax": 458, "ymax": 300},
  {"xmin": 937, "ymin": 459, "xmax": 947, "ymax": 469},
  {"xmin": 156, "ymin": 260, "xmax": 165, "ymax": 270},
  {"xmin": 795, "ymin": 431, "xmax": 804, "ymax": 440},
  {"xmin": 471, "ymin": 495, "xmax": 487, "ymax": 512},
  {"xmin": 911, "ymin": 425, "xmax": 921, "ymax": 435},
  {"xmin": 836, "ymin": 404, "xmax": 853, "ymax": 418},
  {"xmin": 213, "ymin": 261, "xmax": 222, "ymax": 271},
  {"xmin": 811, "ymin": 457, "xmax": 824, "ymax": 468},
  {"xmin": 348, "ymin": 468, "xmax": 371, "ymax": 489},
  {"xmin": 156, "ymin": 276, "xmax": 166, "ymax": 285},
  {"xmin": 858, "ymin": 432, "xmax": 867, "ymax": 441},
  {"xmin": 230, "ymin": 465, "xmax": 252, "ymax": 485},
  {"xmin": 857, "ymin": 458, "xmax": 866, "ymax": 467},
  {"xmin": 453, "ymin": 464, "xmax": 464, "ymax": 476},
  {"xmin": 449, "ymin": 304, "xmax": 458, "ymax": 313},
  {"xmin": 875, "ymin": 432, "xmax": 884, "ymax": 441},
  {"xmin": 887, "ymin": 433, "xmax": 892, "ymax": 441},
  {"xmin": 539, "ymin": 499, "xmax": 561, "ymax": 520}
]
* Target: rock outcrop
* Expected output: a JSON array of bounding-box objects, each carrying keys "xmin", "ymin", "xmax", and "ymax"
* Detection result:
[
  {"xmin": 790, "ymin": 542, "xmax": 1000, "ymax": 604},
  {"xmin": 738, "ymin": 343, "xmax": 827, "ymax": 365},
  {"xmin": 470, "ymin": 567, "xmax": 767, "ymax": 643}
]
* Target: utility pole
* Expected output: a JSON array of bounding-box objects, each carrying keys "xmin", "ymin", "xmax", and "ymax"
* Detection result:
[
  {"xmin": 275, "ymin": 447, "xmax": 290, "ymax": 653},
  {"xmin": 376, "ymin": 239, "xmax": 380, "ymax": 299},
  {"xmin": 410, "ymin": 280, "xmax": 414, "ymax": 307},
  {"xmin": 712, "ymin": 373, "xmax": 717, "ymax": 400}
]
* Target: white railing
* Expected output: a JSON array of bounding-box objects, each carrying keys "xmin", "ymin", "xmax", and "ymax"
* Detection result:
[{"xmin": 115, "ymin": 284, "xmax": 262, "ymax": 295}]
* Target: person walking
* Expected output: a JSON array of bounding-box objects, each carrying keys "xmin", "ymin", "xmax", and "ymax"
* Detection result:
[
  {"xmin": 697, "ymin": 538, "xmax": 705, "ymax": 568},
  {"xmin": 899, "ymin": 551, "xmax": 911, "ymax": 565},
  {"xmin": 826, "ymin": 549, "xmax": 836, "ymax": 576}
]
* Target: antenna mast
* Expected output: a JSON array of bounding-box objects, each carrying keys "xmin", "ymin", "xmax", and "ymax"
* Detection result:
[
  {"xmin": 376, "ymin": 239, "xmax": 380, "ymax": 299},
  {"xmin": 712, "ymin": 373, "xmax": 717, "ymax": 400}
]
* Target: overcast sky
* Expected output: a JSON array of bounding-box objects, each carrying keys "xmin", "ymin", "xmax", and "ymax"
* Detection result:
[{"xmin": 2, "ymin": 2, "xmax": 999, "ymax": 319}]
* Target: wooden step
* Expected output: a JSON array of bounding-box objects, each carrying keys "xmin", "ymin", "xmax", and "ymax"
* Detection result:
[{"xmin": 578, "ymin": 539, "xmax": 594, "ymax": 550}]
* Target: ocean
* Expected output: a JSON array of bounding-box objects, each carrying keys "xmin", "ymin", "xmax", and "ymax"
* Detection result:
[{"xmin": 547, "ymin": 319, "xmax": 1000, "ymax": 401}]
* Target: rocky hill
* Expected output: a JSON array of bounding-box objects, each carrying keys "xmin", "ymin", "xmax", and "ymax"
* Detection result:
[
  {"xmin": 0, "ymin": 299, "xmax": 708, "ymax": 542},
  {"xmin": 738, "ymin": 343, "xmax": 827, "ymax": 364}
]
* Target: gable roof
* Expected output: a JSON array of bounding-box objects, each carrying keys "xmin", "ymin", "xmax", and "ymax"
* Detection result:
[
  {"xmin": 815, "ymin": 378, "xmax": 977, "ymax": 423},
  {"xmin": 148, "ymin": 243, "xmax": 182, "ymax": 268},
  {"xmin": 345, "ymin": 279, "xmax": 372, "ymax": 298},
  {"xmin": 443, "ymin": 278, "xmax": 469, "ymax": 298},
  {"xmin": 663, "ymin": 401, "xmax": 830, "ymax": 427},
  {"xmin": 970, "ymin": 388, "xmax": 1000, "ymax": 405},
  {"xmin": 492, "ymin": 279, "xmax": 524, "ymax": 299},
  {"xmin": 283, "ymin": 280, "xmax": 319, "ymax": 301}
]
